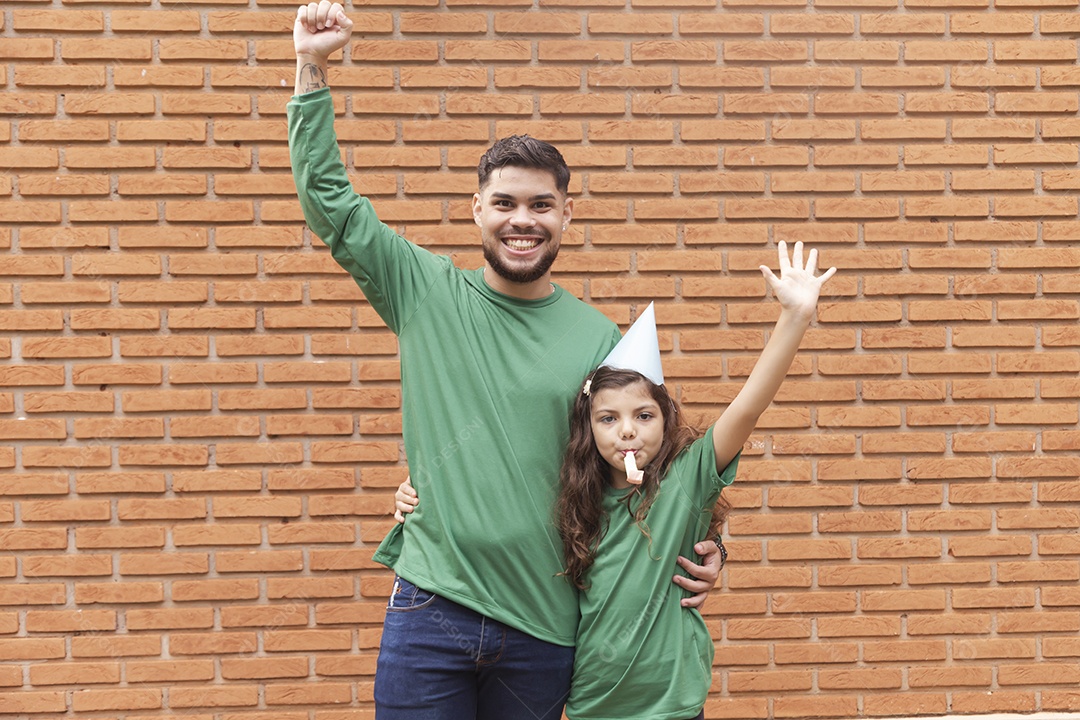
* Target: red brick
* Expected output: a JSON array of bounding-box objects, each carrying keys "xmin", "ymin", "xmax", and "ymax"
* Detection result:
[
  {"xmin": 819, "ymin": 667, "xmax": 902, "ymax": 690},
  {"xmin": 774, "ymin": 696, "xmax": 858, "ymax": 719},
  {"xmin": 999, "ymin": 609, "xmax": 1080, "ymax": 633},
  {"xmin": 818, "ymin": 565, "xmax": 902, "ymax": 587},
  {"xmin": 905, "ymin": 613, "xmax": 993, "ymax": 636},
  {"xmin": 0, "ymin": 580, "xmax": 66, "ymax": 603},
  {"xmin": 170, "ymin": 579, "xmax": 260, "ymax": 603},
  {"xmin": 126, "ymin": 659, "xmax": 216, "ymax": 683},
  {"xmin": 907, "ymin": 459, "xmax": 989, "ymax": 481},
  {"xmin": 950, "ymin": 482, "xmax": 1032, "ymax": 505},
  {"xmin": 215, "ymin": 442, "xmax": 304, "ymax": 466},
  {"xmin": 265, "ymin": 682, "xmax": 353, "ymax": 706},
  {"xmin": 952, "ymin": 431, "xmax": 1037, "ymax": 453},
  {"xmin": 909, "ymin": 666, "xmax": 993, "ymax": 687},
  {"xmin": 22, "ymin": 446, "xmax": 110, "ymax": 469},
  {"xmin": 72, "ymin": 688, "xmax": 162, "ymax": 712},
  {"xmin": 75, "ymin": 578, "xmax": 162, "ymax": 608},
  {"xmin": 864, "ymin": 693, "xmax": 948, "ymax": 717},
  {"xmin": 118, "ymin": 552, "xmax": 209, "ymax": 576},
  {"xmin": 29, "ymin": 661, "xmax": 121, "ymax": 686},
  {"xmin": 23, "ymin": 557, "xmax": 112, "ymax": 578},
  {"xmin": 221, "ymin": 656, "xmax": 310, "ymax": 680},
  {"xmin": 728, "ymin": 670, "xmax": 812, "ymax": 693},
  {"xmin": 1041, "ymin": 690, "xmax": 1080, "ymax": 716},
  {"xmin": 166, "ymin": 631, "xmax": 255, "ymax": 657},
  {"xmin": 214, "ymin": 552, "xmax": 302, "ymax": 574},
  {"xmin": 949, "ymin": 535, "xmax": 1032, "ymax": 558},
  {"xmin": 173, "ymin": 523, "xmax": 261, "ymax": 546},
  {"xmin": 0, "ymin": 691, "xmax": 66, "ymax": 713},
  {"xmin": 69, "ymin": 635, "xmax": 161, "ymax": 659},
  {"xmin": 168, "ymin": 684, "xmax": 259, "ymax": 709},
  {"xmin": 773, "ymin": 642, "xmax": 858, "ymax": 666}
]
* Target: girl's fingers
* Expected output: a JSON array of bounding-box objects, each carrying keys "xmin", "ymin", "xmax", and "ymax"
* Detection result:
[
  {"xmin": 791, "ymin": 240, "xmax": 804, "ymax": 273},
  {"xmin": 760, "ymin": 265, "xmax": 780, "ymax": 293},
  {"xmin": 777, "ymin": 240, "xmax": 791, "ymax": 274},
  {"xmin": 818, "ymin": 266, "xmax": 838, "ymax": 284},
  {"xmin": 806, "ymin": 247, "xmax": 818, "ymax": 276}
]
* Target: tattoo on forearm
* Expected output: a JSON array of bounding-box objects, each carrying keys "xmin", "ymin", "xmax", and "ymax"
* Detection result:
[{"xmin": 299, "ymin": 63, "xmax": 328, "ymax": 93}]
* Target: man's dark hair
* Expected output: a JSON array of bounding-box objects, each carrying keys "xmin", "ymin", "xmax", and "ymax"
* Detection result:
[{"xmin": 477, "ymin": 135, "xmax": 570, "ymax": 194}]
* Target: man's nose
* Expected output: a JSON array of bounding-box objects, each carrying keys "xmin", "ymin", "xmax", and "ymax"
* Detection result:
[{"xmin": 511, "ymin": 204, "xmax": 535, "ymax": 227}]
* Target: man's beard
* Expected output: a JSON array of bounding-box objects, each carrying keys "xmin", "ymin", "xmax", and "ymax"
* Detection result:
[{"xmin": 482, "ymin": 235, "xmax": 560, "ymax": 285}]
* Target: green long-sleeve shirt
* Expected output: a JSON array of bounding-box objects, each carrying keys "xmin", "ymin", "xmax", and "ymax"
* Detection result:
[{"xmin": 288, "ymin": 88, "xmax": 621, "ymax": 645}]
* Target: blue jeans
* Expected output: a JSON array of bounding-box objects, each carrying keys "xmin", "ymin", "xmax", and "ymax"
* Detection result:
[{"xmin": 374, "ymin": 576, "xmax": 575, "ymax": 720}]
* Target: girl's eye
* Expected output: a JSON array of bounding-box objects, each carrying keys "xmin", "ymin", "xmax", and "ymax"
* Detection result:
[
  {"xmin": 599, "ymin": 416, "xmax": 615, "ymax": 424},
  {"xmin": 638, "ymin": 413, "xmax": 654, "ymax": 421}
]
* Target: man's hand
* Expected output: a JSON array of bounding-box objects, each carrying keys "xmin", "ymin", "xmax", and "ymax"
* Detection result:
[
  {"xmin": 393, "ymin": 476, "xmax": 418, "ymax": 523},
  {"xmin": 294, "ymin": 1, "xmax": 354, "ymax": 61},
  {"xmin": 673, "ymin": 540, "xmax": 723, "ymax": 609}
]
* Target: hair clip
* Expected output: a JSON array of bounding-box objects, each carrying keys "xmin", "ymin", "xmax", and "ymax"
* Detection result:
[{"xmin": 582, "ymin": 378, "xmax": 592, "ymax": 396}]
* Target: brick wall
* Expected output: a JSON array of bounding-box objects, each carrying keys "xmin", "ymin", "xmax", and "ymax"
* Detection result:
[{"xmin": 2, "ymin": 0, "xmax": 1080, "ymax": 718}]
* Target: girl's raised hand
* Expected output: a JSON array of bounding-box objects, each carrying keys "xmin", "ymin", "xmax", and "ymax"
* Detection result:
[{"xmin": 759, "ymin": 241, "xmax": 836, "ymax": 320}]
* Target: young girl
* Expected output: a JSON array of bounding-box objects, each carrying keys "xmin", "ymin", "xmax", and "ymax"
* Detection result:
[
  {"xmin": 557, "ymin": 240, "xmax": 834, "ymax": 720},
  {"xmin": 395, "ymin": 241, "xmax": 834, "ymax": 720}
]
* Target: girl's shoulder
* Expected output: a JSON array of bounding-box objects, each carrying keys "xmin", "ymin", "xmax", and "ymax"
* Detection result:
[{"xmin": 665, "ymin": 427, "xmax": 736, "ymax": 500}]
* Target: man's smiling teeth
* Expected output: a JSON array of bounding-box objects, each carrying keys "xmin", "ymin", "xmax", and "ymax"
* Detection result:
[{"xmin": 504, "ymin": 237, "xmax": 541, "ymax": 250}]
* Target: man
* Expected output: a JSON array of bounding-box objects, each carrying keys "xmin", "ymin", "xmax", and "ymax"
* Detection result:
[{"xmin": 289, "ymin": 4, "xmax": 724, "ymax": 718}]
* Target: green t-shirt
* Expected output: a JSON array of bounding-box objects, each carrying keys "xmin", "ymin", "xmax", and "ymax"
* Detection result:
[
  {"xmin": 288, "ymin": 88, "xmax": 622, "ymax": 646},
  {"xmin": 566, "ymin": 429, "xmax": 739, "ymax": 720}
]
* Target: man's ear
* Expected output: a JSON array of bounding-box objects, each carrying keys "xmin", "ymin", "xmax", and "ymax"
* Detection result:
[
  {"xmin": 472, "ymin": 192, "xmax": 483, "ymax": 226},
  {"xmin": 562, "ymin": 196, "xmax": 573, "ymax": 229}
]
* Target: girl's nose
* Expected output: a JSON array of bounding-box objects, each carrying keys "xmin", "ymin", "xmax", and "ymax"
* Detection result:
[{"xmin": 620, "ymin": 422, "xmax": 636, "ymax": 438}]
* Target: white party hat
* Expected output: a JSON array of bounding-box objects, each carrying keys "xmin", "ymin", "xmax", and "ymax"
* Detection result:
[{"xmin": 599, "ymin": 302, "xmax": 664, "ymax": 386}]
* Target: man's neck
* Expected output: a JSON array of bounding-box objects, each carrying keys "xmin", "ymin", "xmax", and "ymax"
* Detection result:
[{"xmin": 483, "ymin": 266, "xmax": 555, "ymax": 300}]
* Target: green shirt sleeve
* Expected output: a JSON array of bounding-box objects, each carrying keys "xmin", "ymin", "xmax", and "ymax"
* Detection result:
[
  {"xmin": 674, "ymin": 427, "xmax": 740, "ymax": 505},
  {"xmin": 287, "ymin": 88, "xmax": 447, "ymax": 334}
]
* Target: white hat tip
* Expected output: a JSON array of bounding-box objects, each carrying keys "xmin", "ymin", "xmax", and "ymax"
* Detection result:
[{"xmin": 598, "ymin": 302, "xmax": 664, "ymax": 386}]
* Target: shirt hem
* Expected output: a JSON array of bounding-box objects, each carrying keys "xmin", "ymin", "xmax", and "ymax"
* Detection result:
[
  {"xmin": 377, "ymin": 562, "xmax": 576, "ymax": 648},
  {"xmin": 566, "ymin": 702, "xmax": 705, "ymax": 720}
]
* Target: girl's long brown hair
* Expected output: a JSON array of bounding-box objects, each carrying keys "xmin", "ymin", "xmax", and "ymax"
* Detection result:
[{"xmin": 555, "ymin": 366, "xmax": 731, "ymax": 590}]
